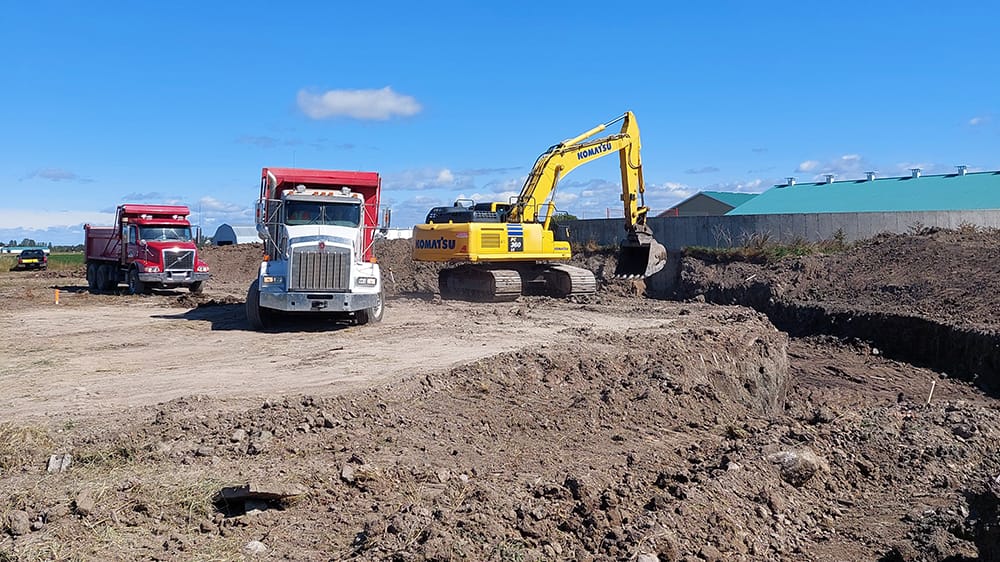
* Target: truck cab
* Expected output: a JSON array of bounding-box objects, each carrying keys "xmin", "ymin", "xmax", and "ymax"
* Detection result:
[{"xmin": 246, "ymin": 168, "xmax": 383, "ymax": 330}]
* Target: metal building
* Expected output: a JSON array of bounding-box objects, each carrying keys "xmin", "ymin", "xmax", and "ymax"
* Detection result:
[
  {"xmin": 728, "ymin": 168, "xmax": 1000, "ymax": 215},
  {"xmin": 658, "ymin": 191, "xmax": 758, "ymax": 217},
  {"xmin": 212, "ymin": 224, "xmax": 259, "ymax": 246}
]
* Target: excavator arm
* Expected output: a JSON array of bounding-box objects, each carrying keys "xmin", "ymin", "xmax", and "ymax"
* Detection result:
[
  {"xmin": 510, "ymin": 112, "xmax": 645, "ymax": 227},
  {"xmin": 508, "ymin": 111, "xmax": 665, "ymax": 278}
]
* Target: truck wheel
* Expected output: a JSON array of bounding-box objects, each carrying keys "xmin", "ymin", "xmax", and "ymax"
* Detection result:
[
  {"xmin": 245, "ymin": 280, "xmax": 272, "ymax": 330},
  {"xmin": 100, "ymin": 264, "xmax": 117, "ymax": 292},
  {"xmin": 87, "ymin": 263, "xmax": 99, "ymax": 293},
  {"xmin": 128, "ymin": 268, "xmax": 149, "ymax": 295},
  {"xmin": 355, "ymin": 292, "xmax": 384, "ymax": 325},
  {"xmin": 188, "ymin": 281, "xmax": 204, "ymax": 294},
  {"xmin": 95, "ymin": 265, "xmax": 108, "ymax": 294}
]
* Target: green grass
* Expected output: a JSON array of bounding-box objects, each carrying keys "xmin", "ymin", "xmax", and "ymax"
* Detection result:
[
  {"xmin": 684, "ymin": 231, "xmax": 850, "ymax": 264},
  {"xmin": 0, "ymin": 252, "xmax": 84, "ymax": 272}
]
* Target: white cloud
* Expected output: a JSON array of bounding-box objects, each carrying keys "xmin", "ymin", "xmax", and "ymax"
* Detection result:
[
  {"xmin": 969, "ymin": 115, "xmax": 989, "ymax": 126},
  {"xmin": 0, "ymin": 209, "xmax": 115, "ymax": 231},
  {"xmin": 704, "ymin": 179, "xmax": 766, "ymax": 193},
  {"xmin": 383, "ymin": 167, "xmax": 473, "ymax": 191},
  {"xmin": 21, "ymin": 168, "xmax": 92, "ymax": 183},
  {"xmin": 296, "ymin": 87, "xmax": 422, "ymax": 120},
  {"xmin": 794, "ymin": 154, "xmax": 874, "ymax": 180},
  {"xmin": 796, "ymin": 160, "xmax": 820, "ymax": 172}
]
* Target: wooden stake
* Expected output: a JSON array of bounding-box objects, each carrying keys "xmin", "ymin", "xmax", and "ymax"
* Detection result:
[{"xmin": 926, "ymin": 380, "xmax": 937, "ymax": 405}]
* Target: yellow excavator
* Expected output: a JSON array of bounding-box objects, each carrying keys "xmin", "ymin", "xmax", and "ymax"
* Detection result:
[{"xmin": 412, "ymin": 111, "xmax": 667, "ymax": 301}]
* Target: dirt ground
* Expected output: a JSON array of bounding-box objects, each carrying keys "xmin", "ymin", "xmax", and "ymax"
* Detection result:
[{"xmin": 1, "ymin": 232, "xmax": 999, "ymax": 561}]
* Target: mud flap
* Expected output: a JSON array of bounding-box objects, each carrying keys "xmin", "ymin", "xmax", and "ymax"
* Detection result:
[{"xmin": 614, "ymin": 227, "xmax": 668, "ymax": 279}]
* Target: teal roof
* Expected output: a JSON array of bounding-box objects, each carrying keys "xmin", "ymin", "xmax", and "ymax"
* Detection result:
[
  {"xmin": 727, "ymin": 171, "xmax": 1000, "ymax": 215},
  {"xmin": 701, "ymin": 191, "xmax": 758, "ymax": 208}
]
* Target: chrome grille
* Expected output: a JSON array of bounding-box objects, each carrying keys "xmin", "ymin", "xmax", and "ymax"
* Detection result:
[
  {"xmin": 290, "ymin": 249, "xmax": 350, "ymax": 291},
  {"xmin": 162, "ymin": 249, "xmax": 195, "ymax": 271}
]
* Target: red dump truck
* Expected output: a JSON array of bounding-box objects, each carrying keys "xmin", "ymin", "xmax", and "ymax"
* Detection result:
[{"xmin": 84, "ymin": 204, "xmax": 210, "ymax": 294}]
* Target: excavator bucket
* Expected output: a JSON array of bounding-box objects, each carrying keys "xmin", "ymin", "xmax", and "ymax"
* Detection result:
[{"xmin": 614, "ymin": 227, "xmax": 668, "ymax": 279}]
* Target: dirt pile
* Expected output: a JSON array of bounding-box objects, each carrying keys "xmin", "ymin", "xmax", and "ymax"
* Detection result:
[
  {"xmin": 2, "ymin": 305, "xmax": 800, "ymax": 560},
  {"xmin": 5, "ymin": 229, "xmax": 1000, "ymax": 560},
  {"xmin": 679, "ymin": 228, "xmax": 1000, "ymax": 331}
]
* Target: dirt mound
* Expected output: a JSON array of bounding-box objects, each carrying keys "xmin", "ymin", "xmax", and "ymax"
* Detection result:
[
  {"xmin": 373, "ymin": 238, "xmax": 443, "ymax": 296},
  {"xmin": 204, "ymin": 237, "xmax": 647, "ymax": 298},
  {"xmin": 680, "ymin": 228, "xmax": 1000, "ymax": 331},
  {"xmin": 198, "ymin": 244, "xmax": 262, "ymax": 289},
  {"xmin": 1, "ymin": 307, "xmax": 793, "ymax": 560}
]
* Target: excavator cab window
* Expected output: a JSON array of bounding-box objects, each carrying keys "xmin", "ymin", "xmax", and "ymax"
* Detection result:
[{"xmin": 425, "ymin": 206, "xmax": 473, "ymax": 224}]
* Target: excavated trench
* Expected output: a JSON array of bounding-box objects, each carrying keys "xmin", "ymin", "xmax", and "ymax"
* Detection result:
[{"xmin": 671, "ymin": 267, "xmax": 1000, "ymax": 398}]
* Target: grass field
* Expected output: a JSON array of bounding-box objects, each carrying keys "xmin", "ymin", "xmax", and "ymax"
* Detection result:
[{"xmin": 0, "ymin": 252, "xmax": 84, "ymax": 272}]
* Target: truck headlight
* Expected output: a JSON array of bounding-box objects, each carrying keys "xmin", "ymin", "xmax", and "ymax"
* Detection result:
[
  {"xmin": 356, "ymin": 276, "xmax": 377, "ymax": 286},
  {"xmin": 262, "ymin": 275, "xmax": 284, "ymax": 285},
  {"xmin": 197, "ymin": 265, "xmax": 210, "ymax": 272},
  {"xmin": 145, "ymin": 265, "xmax": 161, "ymax": 273}
]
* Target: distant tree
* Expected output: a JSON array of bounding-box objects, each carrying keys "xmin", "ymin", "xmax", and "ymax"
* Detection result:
[
  {"xmin": 7, "ymin": 240, "xmax": 15, "ymax": 247},
  {"xmin": 552, "ymin": 212, "xmax": 579, "ymax": 222},
  {"xmin": 19, "ymin": 238, "xmax": 37, "ymax": 247}
]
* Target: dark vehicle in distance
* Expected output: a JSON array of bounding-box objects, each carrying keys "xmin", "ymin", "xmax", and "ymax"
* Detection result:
[{"xmin": 13, "ymin": 249, "xmax": 48, "ymax": 271}]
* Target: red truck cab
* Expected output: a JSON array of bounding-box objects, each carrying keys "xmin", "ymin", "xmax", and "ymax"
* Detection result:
[{"xmin": 85, "ymin": 204, "xmax": 210, "ymax": 294}]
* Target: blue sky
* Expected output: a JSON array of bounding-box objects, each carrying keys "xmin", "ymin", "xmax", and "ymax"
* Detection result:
[{"xmin": 2, "ymin": 1, "xmax": 997, "ymax": 245}]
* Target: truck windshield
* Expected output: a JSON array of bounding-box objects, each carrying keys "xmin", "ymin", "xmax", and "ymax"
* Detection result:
[
  {"xmin": 139, "ymin": 227, "xmax": 192, "ymax": 241},
  {"xmin": 285, "ymin": 201, "xmax": 361, "ymax": 227}
]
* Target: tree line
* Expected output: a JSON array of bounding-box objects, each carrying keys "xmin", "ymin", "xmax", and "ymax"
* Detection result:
[{"xmin": 3, "ymin": 239, "xmax": 84, "ymax": 252}]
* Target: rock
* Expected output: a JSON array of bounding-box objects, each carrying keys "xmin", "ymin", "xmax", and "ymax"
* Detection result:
[
  {"xmin": 30, "ymin": 519, "xmax": 44, "ymax": 532},
  {"xmin": 637, "ymin": 554, "xmax": 659, "ymax": 562},
  {"xmin": 74, "ymin": 489, "xmax": 96, "ymax": 517},
  {"xmin": 247, "ymin": 430, "xmax": 273, "ymax": 455},
  {"xmin": 47, "ymin": 453, "xmax": 73, "ymax": 472},
  {"xmin": 768, "ymin": 449, "xmax": 829, "ymax": 487},
  {"xmin": 7, "ymin": 510, "xmax": 31, "ymax": 536},
  {"xmin": 195, "ymin": 446, "xmax": 214, "ymax": 457},
  {"xmin": 322, "ymin": 414, "xmax": 337, "ymax": 428},
  {"xmin": 699, "ymin": 544, "xmax": 723, "ymax": 561},
  {"xmin": 953, "ymin": 425, "xmax": 977, "ymax": 439},
  {"xmin": 341, "ymin": 465, "xmax": 356, "ymax": 483},
  {"xmin": 242, "ymin": 540, "xmax": 267, "ymax": 556},
  {"xmin": 230, "ymin": 429, "xmax": 247, "ymax": 443},
  {"xmin": 45, "ymin": 503, "xmax": 70, "ymax": 522}
]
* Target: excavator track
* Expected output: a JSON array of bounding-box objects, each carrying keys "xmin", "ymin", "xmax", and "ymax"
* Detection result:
[
  {"xmin": 439, "ymin": 265, "xmax": 522, "ymax": 302},
  {"xmin": 541, "ymin": 264, "xmax": 597, "ymax": 297},
  {"xmin": 438, "ymin": 263, "xmax": 596, "ymax": 302}
]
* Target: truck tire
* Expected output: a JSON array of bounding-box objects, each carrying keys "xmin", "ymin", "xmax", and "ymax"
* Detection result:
[
  {"xmin": 128, "ymin": 267, "xmax": 150, "ymax": 295},
  {"xmin": 245, "ymin": 280, "xmax": 272, "ymax": 330},
  {"xmin": 188, "ymin": 281, "xmax": 204, "ymax": 294},
  {"xmin": 95, "ymin": 265, "xmax": 108, "ymax": 294},
  {"xmin": 87, "ymin": 263, "xmax": 99, "ymax": 293},
  {"xmin": 100, "ymin": 264, "xmax": 118, "ymax": 292},
  {"xmin": 355, "ymin": 292, "xmax": 384, "ymax": 325}
]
